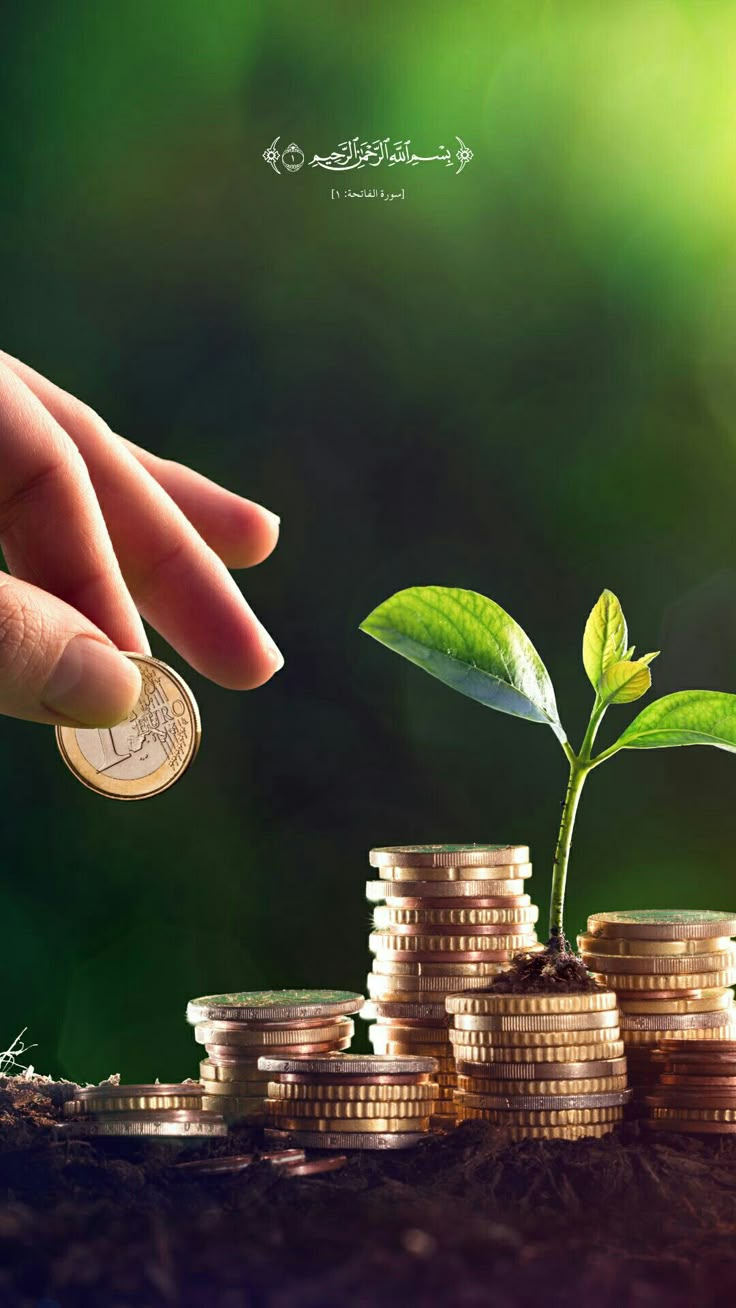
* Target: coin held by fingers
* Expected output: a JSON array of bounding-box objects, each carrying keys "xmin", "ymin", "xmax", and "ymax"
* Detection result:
[{"xmin": 56, "ymin": 653, "xmax": 201, "ymax": 799}]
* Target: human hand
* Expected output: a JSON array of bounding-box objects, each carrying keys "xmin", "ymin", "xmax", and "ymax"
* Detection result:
[{"xmin": 0, "ymin": 351, "xmax": 283, "ymax": 727}]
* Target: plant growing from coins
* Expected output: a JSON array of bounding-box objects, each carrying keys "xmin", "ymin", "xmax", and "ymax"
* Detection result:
[{"xmin": 360, "ymin": 587, "xmax": 736, "ymax": 952}]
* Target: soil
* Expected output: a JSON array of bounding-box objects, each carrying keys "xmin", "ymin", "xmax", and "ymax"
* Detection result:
[
  {"xmin": 1, "ymin": 1076, "xmax": 736, "ymax": 1306},
  {"xmin": 485, "ymin": 946, "xmax": 599, "ymax": 994}
]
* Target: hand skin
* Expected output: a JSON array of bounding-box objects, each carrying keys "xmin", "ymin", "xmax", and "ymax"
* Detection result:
[{"xmin": 0, "ymin": 350, "xmax": 283, "ymax": 728}]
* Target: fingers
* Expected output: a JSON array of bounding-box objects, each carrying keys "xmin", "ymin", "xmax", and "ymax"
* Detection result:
[
  {"xmin": 0, "ymin": 353, "xmax": 282, "ymax": 689},
  {"xmin": 0, "ymin": 573, "xmax": 142, "ymax": 726},
  {"xmin": 119, "ymin": 437, "xmax": 280, "ymax": 569},
  {"xmin": 0, "ymin": 363, "xmax": 149, "ymax": 656}
]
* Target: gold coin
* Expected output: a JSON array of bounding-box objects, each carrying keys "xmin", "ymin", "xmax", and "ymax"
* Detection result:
[
  {"xmin": 451, "ymin": 1011, "xmax": 620, "ymax": 1033},
  {"xmin": 618, "ymin": 991, "xmax": 733, "ymax": 1015},
  {"xmin": 452, "ymin": 1040, "xmax": 625, "ymax": 1063},
  {"xmin": 591, "ymin": 969, "xmax": 736, "ymax": 991},
  {"xmin": 367, "ymin": 881, "xmax": 533, "ymax": 904},
  {"xmin": 56, "ymin": 654, "xmax": 200, "ymax": 800},
  {"xmin": 582, "ymin": 950, "xmax": 736, "ymax": 975},
  {"xmin": 266, "ymin": 1081, "xmax": 438, "ymax": 1102},
  {"xmin": 265, "ymin": 1098, "xmax": 433, "ymax": 1119},
  {"xmin": 457, "ymin": 1105, "xmax": 624, "ymax": 1126},
  {"xmin": 369, "ymin": 931, "xmax": 535, "ymax": 954},
  {"xmin": 369, "ymin": 1022, "xmax": 449, "ymax": 1040},
  {"xmin": 201, "ymin": 1094, "xmax": 265, "ymax": 1116},
  {"xmin": 380, "ymin": 872, "xmax": 528, "ymax": 891},
  {"xmin": 577, "ymin": 935, "xmax": 732, "ymax": 957},
  {"xmin": 445, "ymin": 991, "xmax": 617, "ymax": 1016},
  {"xmin": 623, "ymin": 1025, "xmax": 736, "ymax": 1046},
  {"xmin": 367, "ymin": 975, "xmax": 497, "ymax": 998},
  {"xmin": 460, "ymin": 1103, "xmax": 622, "ymax": 1135},
  {"xmin": 65, "ymin": 1092, "xmax": 204, "ymax": 1115},
  {"xmin": 651, "ymin": 1106, "xmax": 736, "ymax": 1122},
  {"xmin": 369, "ymin": 845, "xmax": 530, "ymax": 869},
  {"xmin": 374, "ymin": 905, "xmax": 539, "ymax": 928},
  {"xmin": 370, "ymin": 1042, "xmax": 452, "ymax": 1061},
  {"xmin": 265, "ymin": 1115, "xmax": 432, "ymax": 1133},
  {"xmin": 457, "ymin": 1075, "xmax": 628, "ymax": 1096},
  {"xmin": 371, "ymin": 959, "xmax": 504, "ymax": 977},
  {"xmin": 619, "ymin": 1009, "xmax": 733, "ymax": 1032},
  {"xmin": 199, "ymin": 1060, "xmax": 269, "ymax": 1085},
  {"xmin": 449, "ymin": 1026, "xmax": 619, "ymax": 1047},
  {"xmin": 198, "ymin": 1079, "xmax": 267, "ymax": 1098}
]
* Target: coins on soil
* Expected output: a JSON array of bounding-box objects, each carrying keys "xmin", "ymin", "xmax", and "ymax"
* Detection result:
[
  {"xmin": 266, "ymin": 1127, "xmax": 428, "ymax": 1150},
  {"xmin": 56, "ymin": 654, "xmax": 201, "ymax": 800}
]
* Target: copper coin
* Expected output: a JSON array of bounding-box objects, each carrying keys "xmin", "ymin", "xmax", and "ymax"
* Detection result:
[
  {"xmin": 646, "ymin": 1091, "xmax": 736, "ymax": 1108},
  {"xmin": 582, "ymin": 950, "xmax": 736, "ymax": 975},
  {"xmin": 194, "ymin": 1019, "xmax": 353, "ymax": 1046},
  {"xmin": 369, "ymin": 844, "xmax": 530, "ymax": 868},
  {"xmin": 284, "ymin": 1155, "xmax": 348, "ymax": 1177},
  {"xmin": 258, "ymin": 1054, "xmax": 439, "ymax": 1076},
  {"xmin": 173, "ymin": 1150, "xmax": 306, "ymax": 1175},
  {"xmin": 455, "ymin": 1057, "xmax": 628, "ymax": 1080},
  {"xmin": 206, "ymin": 1038, "xmax": 351, "ymax": 1060},
  {"xmin": 644, "ymin": 1119, "xmax": 736, "ymax": 1134},
  {"xmin": 620, "ymin": 1009, "xmax": 734, "ymax": 1031},
  {"xmin": 276, "ymin": 1073, "xmax": 434, "ymax": 1086},
  {"xmin": 371, "ymin": 949, "xmax": 534, "ymax": 963},
  {"xmin": 265, "ymin": 1127, "xmax": 427, "ymax": 1150},
  {"xmin": 366, "ymin": 881, "xmax": 531, "ymax": 904},
  {"xmin": 659, "ymin": 1074, "xmax": 736, "ymax": 1087},
  {"xmin": 376, "ymin": 921, "xmax": 538, "ymax": 937},
  {"xmin": 655, "ymin": 1040, "xmax": 736, "ymax": 1056},
  {"xmin": 362, "ymin": 1001, "xmax": 448, "ymax": 1022}
]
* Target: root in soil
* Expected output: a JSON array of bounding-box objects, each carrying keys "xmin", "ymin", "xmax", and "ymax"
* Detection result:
[{"xmin": 486, "ymin": 943, "xmax": 601, "ymax": 994}]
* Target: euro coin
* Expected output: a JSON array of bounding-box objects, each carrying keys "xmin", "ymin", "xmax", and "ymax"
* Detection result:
[
  {"xmin": 618, "ymin": 991, "xmax": 733, "ymax": 1015},
  {"xmin": 197, "ymin": 1080, "xmax": 267, "ymax": 1098},
  {"xmin": 590, "ymin": 970, "xmax": 736, "ymax": 990},
  {"xmin": 201, "ymin": 1094, "xmax": 266, "ymax": 1116},
  {"xmin": 187, "ymin": 990, "xmax": 364, "ymax": 1024},
  {"xmin": 455, "ymin": 1090, "xmax": 631, "ymax": 1111},
  {"xmin": 371, "ymin": 959, "xmax": 504, "ymax": 976},
  {"xmin": 199, "ymin": 1060, "xmax": 270, "ymax": 1085},
  {"xmin": 451, "ymin": 1011, "xmax": 620, "ymax": 1032},
  {"xmin": 379, "ymin": 873, "xmax": 528, "ymax": 891},
  {"xmin": 63, "ymin": 1110, "xmax": 226, "ymax": 1137},
  {"xmin": 56, "ymin": 654, "xmax": 200, "ymax": 800},
  {"xmin": 173, "ymin": 1150, "xmax": 306, "ymax": 1176},
  {"xmin": 366, "ymin": 880, "xmax": 531, "ymax": 903},
  {"xmin": 205, "ymin": 1038, "xmax": 351, "ymax": 1060},
  {"xmin": 265, "ymin": 1099, "xmax": 433, "ymax": 1119},
  {"xmin": 586, "ymin": 910, "xmax": 736, "ymax": 940},
  {"xmin": 367, "ymin": 973, "xmax": 501, "ymax": 997},
  {"xmin": 449, "ymin": 1026, "xmax": 619, "ymax": 1047},
  {"xmin": 619, "ymin": 1008, "xmax": 735, "ymax": 1031},
  {"xmin": 577, "ymin": 935, "xmax": 732, "ymax": 957},
  {"xmin": 581, "ymin": 951, "xmax": 736, "ymax": 975},
  {"xmin": 193, "ymin": 1019, "xmax": 353, "ymax": 1047},
  {"xmin": 457, "ymin": 1105, "xmax": 624, "ymax": 1125},
  {"xmin": 265, "ymin": 1127, "xmax": 428, "ymax": 1150},
  {"xmin": 455, "ymin": 1056, "xmax": 627, "ymax": 1080},
  {"xmin": 644, "ymin": 1119, "xmax": 736, "ymax": 1135},
  {"xmin": 650, "ymin": 1106, "xmax": 736, "ymax": 1122},
  {"xmin": 369, "ymin": 844, "xmax": 530, "ymax": 869},
  {"xmin": 454, "ymin": 1120, "xmax": 619, "ymax": 1140},
  {"xmin": 267, "ymin": 1082, "xmax": 438, "ymax": 1102},
  {"xmin": 453, "ymin": 1040, "xmax": 625, "ymax": 1063},
  {"xmin": 258, "ymin": 1054, "xmax": 439, "ymax": 1076},
  {"xmin": 457, "ymin": 1075, "xmax": 628, "ymax": 1096},
  {"xmin": 445, "ymin": 991, "xmax": 616, "ymax": 1016},
  {"xmin": 266, "ymin": 1115, "xmax": 432, "ymax": 1133},
  {"xmin": 374, "ymin": 905, "xmax": 539, "ymax": 928},
  {"xmin": 284, "ymin": 1156, "xmax": 349, "ymax": 1177},
  {"xmin": 361, "ymin": 1001, "xmax": 448, "ymax": 1021}
]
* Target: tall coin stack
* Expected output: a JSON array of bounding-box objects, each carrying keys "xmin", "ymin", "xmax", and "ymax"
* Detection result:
[
  {"xmin": 186, "ymin": 990, "xmax": 364, "ymax": 1124},
  {"xmin": 448, "ymin": 990, "xmax": 630, "ymax": 1139},
  {"xmin": 578, "ymin": 911, "xmax": 736, "ymax": 1100},
  {"xmin": 261, "ymin": 1053, "xmax": 439, "ymax": 1150},
  {"xmin": 365, "ymin": 845, "xmax": 540, "ymax": 1128},
  {"xmin": 645, "ymin": 1040, "xmax": 736, "ymax": 1134}
]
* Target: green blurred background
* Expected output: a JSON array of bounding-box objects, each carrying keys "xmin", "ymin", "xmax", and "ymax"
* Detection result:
[{"xmin": 0, "ymin": 1, "xmax": 735, "ymax": 1082}]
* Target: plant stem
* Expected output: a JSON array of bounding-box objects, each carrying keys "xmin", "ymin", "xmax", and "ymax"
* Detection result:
[{"xmin": 548, "ymin": 756, "xmax": 589, "ymax": 949}]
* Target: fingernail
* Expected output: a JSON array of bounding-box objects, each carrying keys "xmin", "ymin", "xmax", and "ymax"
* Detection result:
[
  {"xmin": 263, "ymin": 508, "xmax": 281, "ymax": 529},
  {"xmin": 42, "ymin": 636, "xmax": 143, "ymax": 726},
  {"xmin": 267, "ymin": 640, "xmax": 285, "ymax": 672}
]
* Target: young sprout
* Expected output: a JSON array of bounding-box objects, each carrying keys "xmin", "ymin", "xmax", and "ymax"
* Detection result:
[{"xmin": 361, "ymin": 587, "xmax": 736, "ymax": 951}]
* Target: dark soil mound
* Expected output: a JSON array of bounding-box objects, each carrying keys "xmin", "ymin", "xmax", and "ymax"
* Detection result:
[
  {"xmin": 1, "ymin": 1075, "xmax": 735, "ymax": 1307},
  {"xmin": 487, "ymin": 944, "xmax": 599, "ymax": 994}
]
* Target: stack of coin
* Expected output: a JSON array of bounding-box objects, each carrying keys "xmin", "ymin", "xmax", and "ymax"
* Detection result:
[
  {"xmin": 260, "ymin": 1053, "xmax": 439, "ymax": 1149},
  {"xmin": 186, "ymin": 990, "xmax": 364, "ymax": 1123},
  {"xmin": 365, "ymin": 844, "xmax": 540, "ymax": 1127},
  {"xmin": 578, "ymin": 911, "xmax": 736, "ymax": 1098},
  {"xmin": 448, "ymin": 990, "xmax": 630, "ymax": 1139},
  {"xmin": 645, "ymin": 1040, "xmax": 736, "ymax": 1134},
  {"xmin": 63, "ymin": 1081, "xmax": 228, "ymax": 1140}
]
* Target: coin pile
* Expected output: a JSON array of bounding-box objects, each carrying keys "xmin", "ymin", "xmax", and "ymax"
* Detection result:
[
  {"xmin": 645, "ymin": 1040, "xmax": 736, "ymax": 1134},
  {"xmin": 63, "ymin": 1081, "xmax": 227, "ymax": 1139},
  {"xmin": 260, "ymin": 1053, "xmax": 439, "ymax": 1149},
  {"xmin": 365, "ymin": 844, "xmax": 540, "ymax": 1128},
  {"xmin": 448, "ymin": 990, "xmax": 630, "ymax": 1139},
  {"xmin": 186, "ymin": 990, "xmax": 364, "ymax": 1123},
  {"xmin": 578, "ymin": 911, "xmax": 736, "ymax": 1098}
]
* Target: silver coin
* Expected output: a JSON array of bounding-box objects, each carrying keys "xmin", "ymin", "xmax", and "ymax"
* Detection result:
[
  {"xmin": 186, "ymin": 990, "xmax": 364, "ymax": 1024},
  {"xmin": 257, "ymin": 1054, "xmax": 439, "ymax": 1076},
  {"xmin": 265, "ymin": 1126, "xmax": 428, "ymax": 1150}
]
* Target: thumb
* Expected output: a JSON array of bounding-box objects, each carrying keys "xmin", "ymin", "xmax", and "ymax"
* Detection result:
[{"xmin": 0, "ymin": 573, "xmax": 143, "ymax": 726}]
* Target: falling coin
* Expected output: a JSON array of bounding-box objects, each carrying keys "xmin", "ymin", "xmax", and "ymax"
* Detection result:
[
  {"xmin": 283, "ymin": 1155, "xmax": 348, "ymax": 1177},
  {"xmin": 56, "ymin": 653, "xmax": 200, "ymax": 800}
]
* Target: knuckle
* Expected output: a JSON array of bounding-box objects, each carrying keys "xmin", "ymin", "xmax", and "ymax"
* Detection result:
[{"xmin": 0, "ymin": 582, "xmax": 43, "ymax": 684}]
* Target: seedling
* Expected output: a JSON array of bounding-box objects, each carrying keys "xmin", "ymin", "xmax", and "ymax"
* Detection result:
[{"xmin": 361, "ymin": 587, "xmax": 736, "ymax": 952}]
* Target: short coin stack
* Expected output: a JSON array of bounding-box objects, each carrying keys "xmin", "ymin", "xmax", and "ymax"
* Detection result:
[
  {"xmin": 63, "ymin": 1081, "xmax": 227, "ymax": 1140},
  {"xmin": 578, "ymin": 911, "xmax": 736, "ymax": 1099},
  {"xmin": 186, "ymin": 990, "xmax": 364, "ymax": 1123},
  {"xmin": 448, "ymin": 990, "xmax": 630, "ymax": 1140},
  {"xmin": 645, "ymin": 1040, "xmax": 736, "ymax": 1134},
  {"xmin": 260, "ymin": 1053, "xmax": 439, "ymax": 1149},
  {"xmin": 365, "ymin": 844, "xmax": 540, "ymax": 1127}
]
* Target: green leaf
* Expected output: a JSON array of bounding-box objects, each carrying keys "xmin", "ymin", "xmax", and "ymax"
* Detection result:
[
  {"xmin": 614, "ymin": 691, "xmax": 736, "ymax": 752},
  {"xmin": 583, "ymin": 590, "xmax": 628, "ymax": 690},
  {"xmin": 598, "ymin": 659, "xmax": 653, "ymax": 705},
  {"xmin": 360, "ymin": 586, "xmax": 565, "ymax": 742}
]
